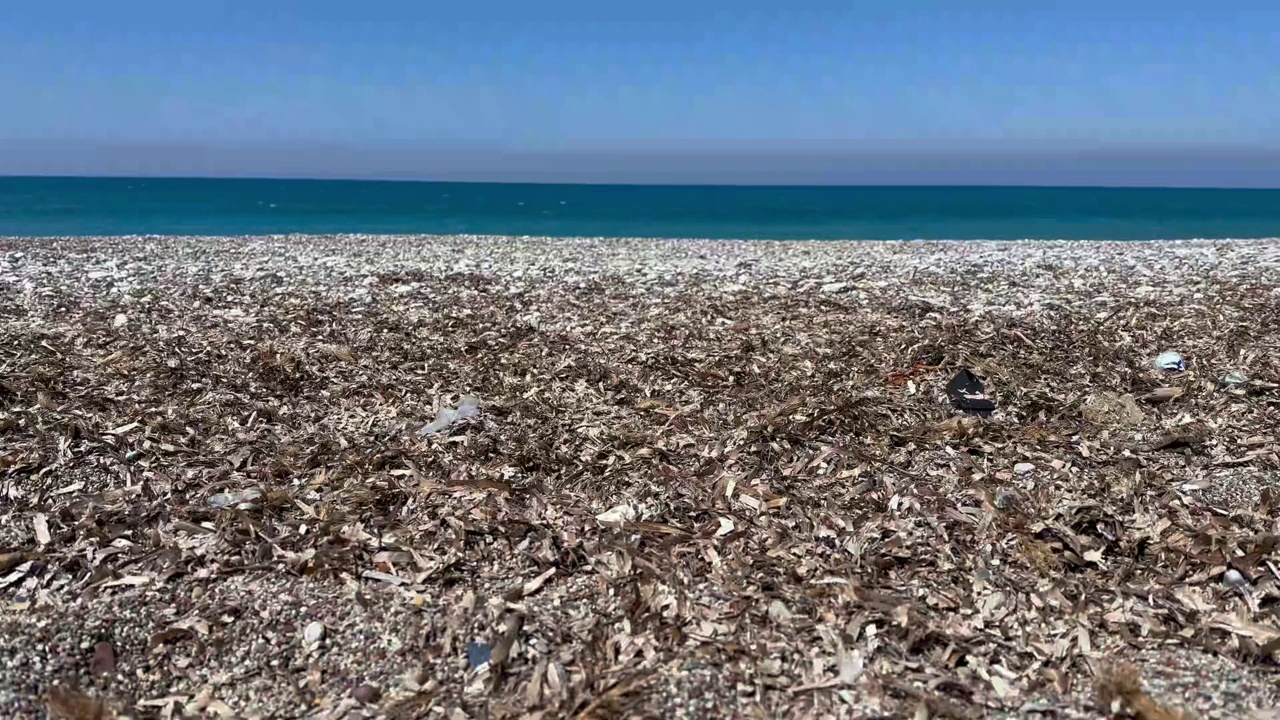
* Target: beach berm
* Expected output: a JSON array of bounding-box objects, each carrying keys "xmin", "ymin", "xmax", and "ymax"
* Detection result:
[{"xmin": 2, "ymin": 234, "xmax": 1280, "ymax": 718}]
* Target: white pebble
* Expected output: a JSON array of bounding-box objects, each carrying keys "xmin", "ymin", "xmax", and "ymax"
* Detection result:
[
  {"xmin": 303, "ymin": 621, "xmax": 325, "ymax": 645},
  {"xmin": 1014, "ymin": 462, "xmax": 1036, "ymax": 475}
]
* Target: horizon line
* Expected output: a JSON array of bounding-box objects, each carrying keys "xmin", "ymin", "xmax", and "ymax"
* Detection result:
[{"xmin": 3, "ymin": 173, "xmax": 1280, "ymax": 191}]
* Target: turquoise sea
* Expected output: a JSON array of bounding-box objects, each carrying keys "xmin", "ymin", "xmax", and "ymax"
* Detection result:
[{"xmin": 2, "ymin": 176, "xmax": 1279, "ymax": 240}]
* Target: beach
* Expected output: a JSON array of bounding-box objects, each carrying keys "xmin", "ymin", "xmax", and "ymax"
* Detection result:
[{"xmin": 3, "ymin": 234, "xmax": 1280, "ymax": 718}]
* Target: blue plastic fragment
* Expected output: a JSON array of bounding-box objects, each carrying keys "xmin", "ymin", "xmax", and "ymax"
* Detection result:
[{"xmin": 466, "ymin": 641, "xmax": 492, "ymax": 668}]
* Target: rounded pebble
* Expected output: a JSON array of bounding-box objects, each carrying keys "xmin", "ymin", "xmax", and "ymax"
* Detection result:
[{"xmin": 352, "ymin": 683, "xmax": 383, "ymax": 704}]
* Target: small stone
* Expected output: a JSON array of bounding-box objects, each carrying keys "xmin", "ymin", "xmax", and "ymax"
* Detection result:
[
  {"xmin": 767, "ymin": 599, "xmax": 793, "ymax": 623},
  {"xmin": 90, "ymin": 641, "xmax": 116, "ymax": 676},
  {"xmin": 303, "ymin": 621, "xmax": 325, "ymax": 645},
  {"xmin": 1014, "ymin": 462, "xmax": 1036, "ymax": 475},
  {"xmin": 1224, "ymin": 569, "xmax": 1249, "ymax": 589},
  {"xmin": 352, "ymin": 683, "xmax": 383, "ymax": 704},
  {"xmin": 820, "ymin": 281, "xmax": 850, "ymax": 293},
  {"xmin": 112, "ymin": 313, "xmax": 129, "ymax": 328}
]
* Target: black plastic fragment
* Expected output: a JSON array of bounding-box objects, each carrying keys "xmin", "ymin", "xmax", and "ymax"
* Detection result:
[{"xmin": 946, "ymin": 369, "xmax": 995, "ymax": 417}]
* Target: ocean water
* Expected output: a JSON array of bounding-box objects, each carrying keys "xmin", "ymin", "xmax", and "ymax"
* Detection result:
[{"xmin": 2, "ymin": 176, "xmax": 1279, "ymax": 240}]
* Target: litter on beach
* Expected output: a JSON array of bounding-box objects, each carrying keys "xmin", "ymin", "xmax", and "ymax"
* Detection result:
[
  {"xmin": 1154, "ymin": 351, "xmax": 1186, "ymax": 372},
  {"xmin": 419, "ymin": 395, "xmax": 482, "ymax": 436},
  {"xmin": 3, "ymin": 235, "xmax": 1279, "ymax": 718},
  {"xmin": 945, "ymin": 368, "xmax": 996, "ymax": 416}
]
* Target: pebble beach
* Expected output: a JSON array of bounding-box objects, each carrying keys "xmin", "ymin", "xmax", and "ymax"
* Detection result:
[{"xmin": 3, "ymin": 234, "xmax": 1280, "ymax": 719}]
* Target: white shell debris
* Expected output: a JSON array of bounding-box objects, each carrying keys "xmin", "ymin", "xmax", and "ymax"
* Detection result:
[
  {"xmin": 1154, "ymin": 351, "xmax": 1185, "ymax": 372},
  {"xmin": 715, "ymin": 517, "xmax": 736, "ymax": 536}
]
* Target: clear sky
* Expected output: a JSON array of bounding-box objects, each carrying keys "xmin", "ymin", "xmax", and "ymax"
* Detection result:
[{"xmin": 3, "ymin": 0, "xmax": 1280, "ymax": 185}]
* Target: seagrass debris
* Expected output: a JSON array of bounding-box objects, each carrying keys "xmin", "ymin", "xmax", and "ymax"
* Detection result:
[{"xmin": 0, "ymin": 235, "xmax": 1278, "ymax": 718}]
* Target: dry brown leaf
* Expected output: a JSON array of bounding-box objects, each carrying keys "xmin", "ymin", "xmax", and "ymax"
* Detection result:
[
  {"xmin": 44, "ymin": 685, "xmax": 113, "ymax": 720},
  {"xmin": 1095, "ymin": 663, "xmax": 1197, "ymax": 720},
  {"xmin": 0, "ymin": 551, "xmax": 29, "ymax": 573},
  {"xmin": 1081, "ymin": 392, "xmax": 1145, "ymax": 426},
  {"xmin": 1143, "ymin": 386, "xmax": 1185, "ymax": 403},
  {"xmin": 933, "ymin": 415, "xmax": 982, "ymax": 439},
  {"xmin": 327, "ymin": 344, "xmax": 357, "ymax": 363}
]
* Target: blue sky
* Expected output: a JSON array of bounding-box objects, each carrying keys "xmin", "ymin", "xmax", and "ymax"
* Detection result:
[{"xmin": 2, "ymin": 0, "xmax": 1279, "ymax": 184}]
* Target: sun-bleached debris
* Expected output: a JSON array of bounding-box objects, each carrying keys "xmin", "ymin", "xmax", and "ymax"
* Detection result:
[{"xmin": 2, "ymin": 234, "xmax": 1280, "ymax": 718}]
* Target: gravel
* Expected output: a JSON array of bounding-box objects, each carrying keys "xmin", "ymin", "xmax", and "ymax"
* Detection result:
[{"xmin": 3, "ymin": 234, "xmax": 1280, "ymax": 719}]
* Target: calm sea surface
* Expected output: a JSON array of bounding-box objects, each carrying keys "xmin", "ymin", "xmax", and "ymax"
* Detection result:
[{"xmin": 2, "ymin": 176, "xmax": 1279, "ymax": 240}]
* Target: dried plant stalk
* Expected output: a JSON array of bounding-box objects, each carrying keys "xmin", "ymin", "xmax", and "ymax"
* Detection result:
[{"xmin": 1095, "ymin": 663, "xmax": 1197, "ymax": 720}]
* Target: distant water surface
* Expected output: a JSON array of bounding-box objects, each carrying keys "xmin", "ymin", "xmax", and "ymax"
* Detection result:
[{"xmin": 1, "ymin": 176, "xmax": 1279, "ymax": 240}]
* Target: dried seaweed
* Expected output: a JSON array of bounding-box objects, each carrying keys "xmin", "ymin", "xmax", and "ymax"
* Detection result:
[
  {"xmin": 1095, "ymin": 663, "xmax": 1195, "ymax": 720},
  {"xmin": 2, "ymin": 235, "xmax": 1280, "ymax": 717},
  {"xmin": 44, "ymin": 685, "xmax": 113, "ymax": 720}
]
